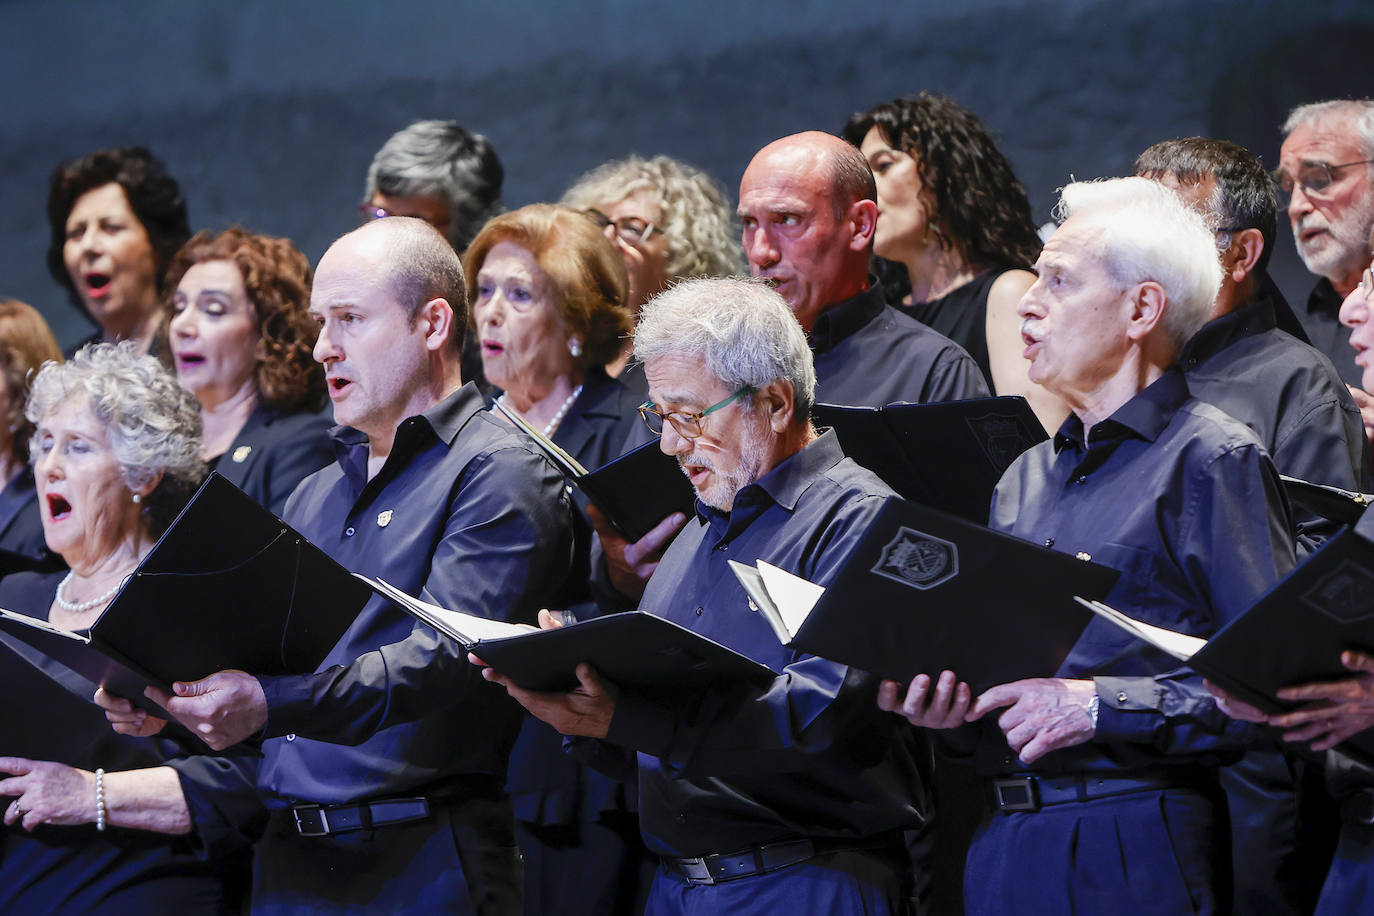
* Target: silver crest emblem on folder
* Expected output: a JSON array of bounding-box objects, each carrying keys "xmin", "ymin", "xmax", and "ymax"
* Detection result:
[
  {"xmin": 377, "ymin": 509, "xmax": 393, "ymax": 528},
  {"xmin": 871, "ymin": 527, "xmax": 958, "ymax": 590}
]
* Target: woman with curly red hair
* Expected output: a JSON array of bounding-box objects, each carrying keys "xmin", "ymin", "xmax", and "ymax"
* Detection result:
[{"xmin": 161, "ymin": 227, "xmax": 333, "ymax": 513}]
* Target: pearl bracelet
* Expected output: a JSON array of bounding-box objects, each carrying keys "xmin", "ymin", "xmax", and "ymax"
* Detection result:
[{"xmin": 95, "ymin": 768, "xmax": 107, "ymax": 832}]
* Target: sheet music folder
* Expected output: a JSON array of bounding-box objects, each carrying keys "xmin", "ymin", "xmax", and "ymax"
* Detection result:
[
  {"xmin": 1077, "ymin": 518, "xmax": 1374, "ymax": 764},
  {"xmin": 494, "ymin": 399, "xmax": 695, "ymax": 541},
  {"xmin": 0, "ymin": 638, "xmax": 120, "ymax": 763},
  {"xmin": 812, "ymin": 396, "xmax": 1047, "ymax": 523},
  {"xmin": 728, "ymin": 496, "xmax": 1119, "ymax": 692},
  {"xmin": 360, "ymin": 575, "xmax": 775, "ymax": 692},
  {"xmin": 0, "ymin": 473, "xmax": 370, "ymax": 717},
  {"xmin": 1280, "ymin": 475, "xmax": 1373, "ymax": 526}
]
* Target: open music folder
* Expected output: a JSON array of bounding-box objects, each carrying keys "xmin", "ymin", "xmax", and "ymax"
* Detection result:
[
  {"xmin": 0, "ymin": 473, "xmax": 370, "ymax": 717},
  {"xmin": 494, "ymin": 399, "xmax": 696, "ymax": 541},
  {"xmin": 1074, "ymin": 519, "xmax": 1374, "ymax": 764},
  {"xmin": 361, "ymin": 575, "xmax": 775, "ymax": 692},
  {"xmin": 812, "ymin": 396, "xmax": 1047, "ymax": 523},
  {"xmin": 728, "ymin": 496, "xmax": 1119, "ymax": 692}
]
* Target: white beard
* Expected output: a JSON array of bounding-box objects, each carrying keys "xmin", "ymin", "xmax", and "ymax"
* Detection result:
[{"xmin": 1296, "ymin": 190, "xmax": 1374, "ymax": 284}]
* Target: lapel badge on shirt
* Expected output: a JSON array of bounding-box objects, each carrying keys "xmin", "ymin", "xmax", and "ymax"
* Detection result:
[
  {"xmin": 231, "ymin": 445, "xmax": 252, "ymax": 463},
  {"xmin": 377, "ymin": 509, "xmax": 394, "ymax": 528}
]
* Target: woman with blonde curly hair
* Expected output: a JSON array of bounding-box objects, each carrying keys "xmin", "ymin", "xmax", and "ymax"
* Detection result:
[
  {"xmin": 562, "ymin": 154, "xmax": 745, "ymax": 390},
  {"xmin": 161, "ymin": 227, "xmax": 332, "ymax": 513}
]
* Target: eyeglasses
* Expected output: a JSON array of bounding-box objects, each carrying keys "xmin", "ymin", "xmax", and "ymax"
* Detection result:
[
  {"xmin": 359, "ymin": 204, "xmax": 450, "ymax": 233},
  {"xmin": 1272, "ymin": 159, "xmax": 1374, "ymax": 205},
  {"xmin": 637, "ymin": 387, "xmax": 754, "ymax": 439},
  {"xmin": 585, "ymin": 209, "xmax": 663, "ymax": 246},
  {"xmin": 1359, "ymin": 264, "xmax": 1374, "ymax": 300}
]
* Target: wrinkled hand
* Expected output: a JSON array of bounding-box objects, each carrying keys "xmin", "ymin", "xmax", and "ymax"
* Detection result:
[
  {"xmin": 587, "ymin": 505, "xmax": 686, "ymax": 601},
  {"xmin": 157, "ymin": 670, "xmax": 267, "ymax": 751},
  {"xmin": 1348, "ymin": 386, "xmax": 1374, "ymax": 447},
  {"xmin": 878, "ymin": 671, "xmax": 971, "ymax": 729},
  {"xmin": 96, "ymin": 686, "xmax": 168, "ymax": 737},
  {"xmin": 969, "ymin": 678, "xmax": 1097, "ymax": 764},
  {"xmin": 0, "ymin": 758, "xmax": 94, "ymax": 830},
  {"xmin": 1203, "ymin": 679, "xmax": 1270, "ymax": 723},
  {"xmin": 476, "ymin": 660, "xmax": 617, "ymax": 739},
  {"xmin": 1266, "ymin": 650, "xmax": 1374, "ymax": 751}
]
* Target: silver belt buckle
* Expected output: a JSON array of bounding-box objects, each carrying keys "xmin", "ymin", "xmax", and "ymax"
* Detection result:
[
  {"xmin": 993, "ymin": 776, "xmax": 1040, "ymax": 812},
  {"xmin": 292, "ymin": 804, "xmax": 331, "ymax": 837},
  {"xmin": 677, "ymin": 855, "xmax": 715, "ymax": 885}
]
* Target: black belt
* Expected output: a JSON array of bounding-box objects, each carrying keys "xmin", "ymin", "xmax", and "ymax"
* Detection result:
[
  {"xmin": 662, "ymin": 833, "xmax": 898, "ymax": 886},
  {"xmin": 990, "ymin": 771, "xmax": 1210, "ymax": 813},
  {"xmin": 290, "ymin": 797, "xmax": 430, "ymax": 837}
]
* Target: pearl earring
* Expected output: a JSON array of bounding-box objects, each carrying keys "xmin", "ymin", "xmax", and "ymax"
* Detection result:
[
  {"xmin": 569, "ymin": 338, "xmax": 583, "ymax": 358},
  {"xmin": 132, "ymin": 493, "xmax": 142, "ymax": 505}
]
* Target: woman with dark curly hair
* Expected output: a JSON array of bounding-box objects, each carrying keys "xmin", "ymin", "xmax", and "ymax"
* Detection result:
[
  {"xmin": 843, "ymin": 94, "xmax": 1067, "ymax": 429},
  {"xmin": 162, "ymin": 228, "xmax": 332, "ymax": 514},
  {"xmin": 47, "ymin": 147, "xmax": 191, "ymax": 357},
  {"xmin": 0, "ymin": 300, "xmax": 64, "ymax": 568}
]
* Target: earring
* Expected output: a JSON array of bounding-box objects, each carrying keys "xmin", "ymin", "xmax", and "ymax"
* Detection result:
[
  {"xmin": 132, "ymin": 493, "xmax": 142, "ymax": 505},
  {"xmin": 569, "ymin": 338, "xmax": 583, "ymax": 358}
]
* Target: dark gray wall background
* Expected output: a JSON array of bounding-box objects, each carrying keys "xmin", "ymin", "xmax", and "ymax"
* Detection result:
[{"xmin": 4, "ymin": 0, "xmax": 1373, "ymax": 348}]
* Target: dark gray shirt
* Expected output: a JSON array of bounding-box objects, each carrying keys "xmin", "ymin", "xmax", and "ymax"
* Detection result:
[
  {"xmin": 811, "ymin": 283, "xmax": 989, "ymax": 407},
  {"xmin": 1295, "ymin": 278, "xmax": 1362, "ymax": 388}
]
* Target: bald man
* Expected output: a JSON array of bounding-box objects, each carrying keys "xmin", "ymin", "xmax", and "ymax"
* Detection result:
[{"xmin": 738, "ymin": 131, "xmax": 988, "ymax": 407}]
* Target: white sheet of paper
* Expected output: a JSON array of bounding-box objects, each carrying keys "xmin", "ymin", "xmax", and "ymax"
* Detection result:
[
  {"xmin": 365, "ymin": 577, "xmax": 533, "ymax": 643},
  {"xmin": 756, "ymin": 560, "xmax": 825, "ymax": 640},
  {"xmin": 1076, "ymin": 597, "xmax": 1205, "ymax": 661},
  {"xmin": 0, "ymin": 606, "xmax": 89, "ymax": 643}
]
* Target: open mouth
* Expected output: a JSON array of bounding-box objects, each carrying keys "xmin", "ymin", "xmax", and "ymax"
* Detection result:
[
  {"xmin": 84, "ymin": 272, "xmax": 113, "ymax": 298},
  {"xmin": 46, "ymin": 494, "xmax": 72, "ymax": 521},
  {"xmin": 175, "ymin": 352, "xmax": 205, "ymax": 369},
  {"xmin": 481, "ymin": 339, "xmax": 504, "ymax": 356},
  {"xmin": 327, "ymin": 376, "xmax": 353, "ymax": 396}
]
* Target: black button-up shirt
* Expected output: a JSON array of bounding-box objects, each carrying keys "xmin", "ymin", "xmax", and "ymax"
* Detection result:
[
  {"xmin": 254, "ymin": 383, "xmax": 574, "ymax": 805},
  {"xmin": 811, "ymin": 283, "xmax": 989, "ymax": 407},
  {"xmin": 1295, "ymin": 277, "xmax": 1362, "ymax": 388},
  {"xmin": 589, "ymin": 431, "xmax": 928, "ymax": 856},
  {"xmin": 985, "ymin": 370, "xmax": 1296, "ymax": 772},
  {"xmin": 1180, "ymin": 295, "xmax": 1370, "ymax": 545}
]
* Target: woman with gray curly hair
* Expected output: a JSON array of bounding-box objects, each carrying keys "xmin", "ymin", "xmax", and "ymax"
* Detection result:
[
  {"xmin": 562, "ymin": 154, "xmax": 745, "ymax": 389},
  {"xmin": 0, "ymin": 342, "xmax": 239, "ymax": 913}
]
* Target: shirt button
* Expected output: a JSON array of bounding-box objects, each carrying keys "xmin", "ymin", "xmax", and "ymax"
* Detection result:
[
  {"xmin": 344, "ymin": 526, "xmax": 355, "ymax": 537},
  {"xmin": 1075, "ymin": 476, "xmax": 1087, "ymax": 486},
  {"xmin": 694, "ymin": 606, "xmax": 703, "ymax": 616},
  {"xmin": 286, "ymin": 734, "xmax": 296, "ymax": 742},
  {"xmin": 676, "ymin": 813, "xmax": 686, "ymax": 824},
  {"xmin": 1117, "ymin": 691, "xmax": 1129, "ymax": 704},
  {"xmin": 1043, "ymin": 537, "xmax": 1055, "ymax": 547},
  {"xmin": 715, "ymin": 544, "xmax": 727, "ymax": 551}
]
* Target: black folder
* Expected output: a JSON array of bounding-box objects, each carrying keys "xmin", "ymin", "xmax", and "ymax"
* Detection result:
[
  {"xmin": 0, "ymin": 639, "xmax": 117, "ymax": 764},
  {"xmin": 0, "ymin": 473, "xmax": 370, "ymax": 717},
  {"xmin": 363, "ymin": 575, "xmax": 775, "ymax": 692},
  {"xmin": 1079, "ymin": 516, "xmax": 1374, "ymax": 764},
  {"xmin": 812, "ymin": 396, "xmax": 1047, "ymax": 523},
  {"xmin": 729, "ymin": 497, "xmax": 1118, "ymax": 693},
  {"xmin": 1281, "ymin": 475, "xmax": 1373, "ymax": 526},
  {"xmin": 494, "ymin": 399, "xmax": 695, "ymax": 541}
]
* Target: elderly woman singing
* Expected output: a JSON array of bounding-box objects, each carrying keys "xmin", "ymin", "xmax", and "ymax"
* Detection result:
[{"xmin": 0, "ymin": 343, "xmax": 243, "ymax": 913}]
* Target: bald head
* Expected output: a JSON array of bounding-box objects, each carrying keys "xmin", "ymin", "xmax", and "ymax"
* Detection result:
[
  {"xmin": 321, "ymin": 217, "xmax": 468, "ymax": 353},
  {"xmin": 738, "ymin": 132, "xmax": 878, "ymax": 332}
]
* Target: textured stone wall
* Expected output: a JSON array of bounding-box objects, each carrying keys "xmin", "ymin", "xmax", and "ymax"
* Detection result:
[{"xmin": 4, "ymin": 0, "xmax": 1373, "ymax": 346}]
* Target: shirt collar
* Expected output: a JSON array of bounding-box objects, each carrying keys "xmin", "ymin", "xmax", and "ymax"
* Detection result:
[
  {"xmin": 1053, "ymin": 367, "xmax": 1190, "ymax": 453},
  {"xmin": 809, "ymin": 280, "xmax": 884, "ymax": 354},
  {"xmin": 1178, "ymin": 296, "xmax": 1278, "ymax": 368},
  {"xmin": 693, "ymin": 429, "xmax": 845, "ymax": 522},
  {"xmin": 1305, "ymin": 276, "xmax": 1343, "ymax": 317},
  {"xmin": 329, "ymin": 382, "xmax": 484, "ymax": 485}
]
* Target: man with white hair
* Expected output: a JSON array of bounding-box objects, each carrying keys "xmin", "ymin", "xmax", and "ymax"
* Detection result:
[
  {"xmin": 1278, "ymin": 99, "xmax": 1374, "ymax": 388},
  {"xmin": 483, "ymin": 276, "xmax": 929, "ymax": 914},
  {"xmin": 882, "ymin": 177, "xmax": 1296, "ymax": 914}
]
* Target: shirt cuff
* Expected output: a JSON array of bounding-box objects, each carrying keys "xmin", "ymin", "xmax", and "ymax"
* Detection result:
[
  {"xmin": 1091, "ymin": 676, "xmax": 1165, "ymax": 743},
  {"xmin": 258, "ymin": 673, "xmax": 311, "ymax": 739}
]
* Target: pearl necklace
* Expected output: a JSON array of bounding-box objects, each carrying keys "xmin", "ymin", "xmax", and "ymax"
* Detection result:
[
  {"xmin": 55, "ymin": 571, "xmax": 129, "ymax": 613},
  {"xmin": 501, "ymin": 384, "xmax": 583, "ymax": 438}
]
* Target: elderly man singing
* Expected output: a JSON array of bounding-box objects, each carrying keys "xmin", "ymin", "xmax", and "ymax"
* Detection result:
[
  {"xmin": 482, "ymin": 276, "xmax": 928, "ymax": 915},
  {"xmin": 882, "ymin": 177, "xmax": 1297, "ymax": 915}
]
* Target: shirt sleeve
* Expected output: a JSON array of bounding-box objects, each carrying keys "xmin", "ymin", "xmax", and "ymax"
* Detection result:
[
  {"xmin": 1092, "ymin": 442, "xmax": 1296, "ymax": 755},
  {"xmin": 923, "ymin": 347, "xmax": 991, "ymax": 403},
  {"xmin": 166, "ymin": 751, "xmax": 267, "ymax": 861},
  {"xmin": 259, "ymin": 445, "xmax": 573, "ymax": 743}
]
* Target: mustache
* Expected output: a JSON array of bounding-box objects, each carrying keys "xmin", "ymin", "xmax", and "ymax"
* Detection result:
[{"xmin": 678, "ymin": 453, "xmax": 715, "ymax": 473}]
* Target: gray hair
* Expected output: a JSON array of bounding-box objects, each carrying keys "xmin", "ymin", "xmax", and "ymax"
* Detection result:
[
  {"xmin": 1055, "ymin": 177, "xmax": 1223, "ymax": 348},
  {"xmin": 364, "ymin": 120, "xmax": 505, "ymax": 252},
  {"xmin": 28, "ymin": 342, "xmax": 205, "ymax": 535},
  {"xmin": 561, "ymin": 154, "xmax": 745, "ymax": 280},
  {"xmin": 633, "ymin": 277, "xmax": 816, "ymax": 419},
  {"xmin": 1283, "ymin": 100, "xmax": 1374, "ymax": 182}
]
